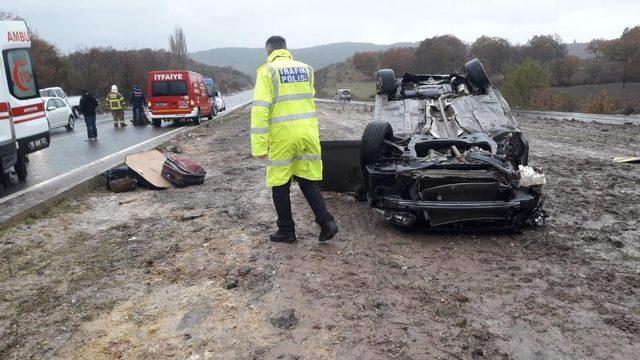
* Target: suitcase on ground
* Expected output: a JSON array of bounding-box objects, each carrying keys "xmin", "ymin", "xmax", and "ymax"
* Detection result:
[{"xmin": 161, "ymin": 155, "xmax": 206, "ymax": 187}]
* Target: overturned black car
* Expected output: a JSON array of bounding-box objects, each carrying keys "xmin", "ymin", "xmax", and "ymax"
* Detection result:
[{"xmin": 321, "ymin": 59, "xmax": 547, "ymax": 230}]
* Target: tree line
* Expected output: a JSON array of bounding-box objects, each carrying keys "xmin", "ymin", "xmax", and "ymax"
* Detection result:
[
  {"xmin": 0, "ymin": 12, "xmax": 254, "ymax": 100},
  {"xmin": 350, "ymin": 28, "xmax": 640, "ymax": 113},
  {"xmin": 31, "ymin": 37, "xmax": 253, "ymax": 100}
]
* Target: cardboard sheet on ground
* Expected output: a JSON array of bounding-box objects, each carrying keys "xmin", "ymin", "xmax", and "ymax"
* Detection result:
[
  {"xmin": 613, "ymin": 156, "xmax": 640, "ymax": 164},
  {"xmin": 125, "ymin": 150, "xmax": 173, "ymax": 189}
]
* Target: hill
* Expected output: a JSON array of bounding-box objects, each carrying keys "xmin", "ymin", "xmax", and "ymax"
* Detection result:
[
  {"xmin": 190, "ymin": 41, "xmax": 418, "ymax": 76},
  {"xmin": 314, "ymin": 59, "xmax": 374, "ymax": 100}
]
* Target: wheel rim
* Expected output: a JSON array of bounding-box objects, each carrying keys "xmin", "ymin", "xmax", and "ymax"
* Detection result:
[{"xmin": 69, "ymin": 116, "xmax": 74, "ymax": 128}]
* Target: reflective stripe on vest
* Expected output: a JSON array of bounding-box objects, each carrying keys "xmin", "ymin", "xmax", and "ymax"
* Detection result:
[
  {"xmin": 268, "ymin": 65, "xmax": 279, "ymax": 98},
  {"xmin": 253, "ymin": 100, "xmax": 271, "ymax": 108},
  {"xmin": 273, "ymin": 93, "xmax": 313, "ymax": 103},
  {"xmin": 267, "ymin": 154, "xmax": 322, "ymax": 166},
  {"xmin": 269, "ymin": 111, "xmax": 317, "ymax": 124},
  {"xmin": 250, "ymin": 127, "xmax": 269, "ymax": 134}
]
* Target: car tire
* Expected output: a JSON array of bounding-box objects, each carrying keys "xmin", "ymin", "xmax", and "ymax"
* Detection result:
[
  {"xmin": 152, "ymin": 119, "xmax": 161, "ymax": 128},
  {"xmin": 206, "ymin": 109, "xmax": 213, "ymax": 120},
  {"xmin": 361, "ymin": 121, "xmax": 393, "ymax": 196},
  {"xmin": 361, "ymin": 121, "xmax": 393, "ymax": 166},
  {"xmin": 376, "ymin": 69, "xmax": 397, "ymax": 96},
  {"xmin": 465, "ymin": 58, "xmax": 491, "ymax": 92},
  {"xmin": 65, "ymin": 115, "xmax": 75, "ymax": 131},
  {"xmin": 72, "ymin": 107, "xmax": 80, "ymax": 119},
  {"xmin": 193, "ymin": 109, "xmax": 201, "ymax": 125},
  {"xmin": 14, "ymin": 154, "xmax": 27, "ymax": 182}
]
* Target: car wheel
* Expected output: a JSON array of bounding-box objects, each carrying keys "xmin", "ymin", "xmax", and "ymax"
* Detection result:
[
  {"xmin": 14, "ymin": 154, "xmax": 27, "ymax": 182},
  {"xmin": 361, "ymin": 121, "xmax": 393, "ymax": 166},
  {"xmin": 465, "ymin": 58, "xmax": 491, "ymax": 92},
  {"xmin": 193, "ymin": 109, "xmax": 201, "ymax": 125},
  {"xmin": 361, "ymin": 121, "xmax": 393, "ymax": 195},
  {"xmin": 72, "ymin": 107, "xmax": 80, "ymax": 119},
  {"xmin": 376, "ymin": 69, "xmax": 397, "ymax": 96},
  {"xmin": 65, "ymin": 115, "xmax": 75, "ymax": 131},
  {"xmin": 206, "ymin": 108, "xmax": 213, "ymax": 120},
  {"xmin": 152, "ymin": 119, "xmax": 161, "ymax": 127}
]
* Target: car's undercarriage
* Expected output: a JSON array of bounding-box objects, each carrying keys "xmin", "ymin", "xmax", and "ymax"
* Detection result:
[{"xmin": 321, "ymin": 59, "xmax": 547, "ymax": 230}]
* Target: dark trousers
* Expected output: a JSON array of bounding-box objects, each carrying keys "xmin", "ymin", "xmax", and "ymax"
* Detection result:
[
  {"xmin": 132, "ymin": 106, "xmax": 144, "ymax": 123},
  {"xmin": 272, "ymin": 176, "xmax": 333, "ymax": 232},
  {"xmin": 84, "ymin": 115, "xmax": 97, "ymax": 139}
]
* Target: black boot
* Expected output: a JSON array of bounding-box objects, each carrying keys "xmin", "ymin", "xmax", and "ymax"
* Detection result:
[
  {"xmin": 319, "ymin": 220, "xmax": 338, "ymax": 242},
  {"xmin": 269, "ymin": 228, "xmax": 297, "ymax": 243}
]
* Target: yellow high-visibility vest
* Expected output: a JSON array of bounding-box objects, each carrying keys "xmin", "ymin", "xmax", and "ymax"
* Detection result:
[
  {"xmin": 250, "ymin": 49, "xmax": 321, "ymax": 187},
  {"xmin": 106, "ymin": 92, "xmax": 125, "ymax": 111}
]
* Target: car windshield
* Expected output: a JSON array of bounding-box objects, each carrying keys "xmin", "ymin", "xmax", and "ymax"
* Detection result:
[
  {"xmin": 3, "ymin": 48, "xmax": 39, "ymax": 100},
  {"xmin": 152, "ymin": 80, "xmax": 187, "ymax": 96}
]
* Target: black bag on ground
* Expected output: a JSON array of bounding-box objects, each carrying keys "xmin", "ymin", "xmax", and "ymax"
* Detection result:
[
  {"xmin": 161, "ymin": 155, "xmax": 206, "ymax": 187},
  {"xmin": 103, "ymin": 166, "xmax": 132, "ymax": 182}
]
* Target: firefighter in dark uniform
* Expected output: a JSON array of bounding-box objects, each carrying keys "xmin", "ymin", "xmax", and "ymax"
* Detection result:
[{"xmin": 130, "ymin": 85, "xmax": 147, "ymax": 125}]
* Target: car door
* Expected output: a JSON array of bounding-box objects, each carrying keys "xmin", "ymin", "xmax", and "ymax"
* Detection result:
[
  {"xmin": 50, "ymin": 99, "xmax": 65, "ymax": 127},
  {"xmin": 45, "ymin": 99, "xmax": 59, "ymax": 127},
  {"xmin": 54, "ymin": 98, "xmax": 70, "ymax": 126}
]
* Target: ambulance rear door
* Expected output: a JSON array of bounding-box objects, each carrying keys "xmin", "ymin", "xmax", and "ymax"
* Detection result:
[{"xmin": 1, "ymin": 20, "xmax": 50, "ymax": 156}]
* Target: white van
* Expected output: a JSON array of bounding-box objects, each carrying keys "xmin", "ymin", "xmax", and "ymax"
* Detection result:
[
  {"xmin": 0, "ymin": 20, "xmax": 50, "ymax": 181},
  {"xmin": 0, "ymin": 95, "xmax": 16, "ymax": 178}
]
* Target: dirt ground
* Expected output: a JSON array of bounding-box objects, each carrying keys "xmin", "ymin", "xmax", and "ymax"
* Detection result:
[{"xmin": 1, "ymin": 102, "xmax": 639, "ymax": 359}]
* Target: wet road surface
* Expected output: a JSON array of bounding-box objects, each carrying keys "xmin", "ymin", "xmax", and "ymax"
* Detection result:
[{"xmin": 1, "ymin": 90, "xmax": 252, "ymax": 198}]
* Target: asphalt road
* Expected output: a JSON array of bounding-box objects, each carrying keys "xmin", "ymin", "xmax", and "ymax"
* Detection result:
[{"xmin": 1, "ymin": 90, "xmax": 253, "ymax": 198}]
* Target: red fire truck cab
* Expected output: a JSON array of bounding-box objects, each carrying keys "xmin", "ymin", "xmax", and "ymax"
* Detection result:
[{"xmin": 147, "ymin": 70, "xmax": 214, "ymax": 127}]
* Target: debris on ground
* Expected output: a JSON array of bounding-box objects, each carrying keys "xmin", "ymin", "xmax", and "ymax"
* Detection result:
[
  {"xmin": 1, "ymin": 103, "xmax": 639, "ymax": 359},
  {"xmin": 269, "ymin": 308, "xmax": 299, "ymax": 329}
]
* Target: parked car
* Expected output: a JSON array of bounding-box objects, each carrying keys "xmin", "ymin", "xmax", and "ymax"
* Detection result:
[
  {"xmin": 43, "ymin": 97, "xmax": 75, "ymax": 131},
  {"xmin": 334, "ymin": 88, "xmax": 352, "ymax": 102},
  {"xmin": 321, "ymin": 59, "xmax": 547, "ymax": 231},
  {"xmin": 147, "ymin": 70, "xmax": 214, "ymax": 127},
  {"xmin": 212, "ymin": 91, "xmax": 226, "ymax": 112},
  {"xmin": 1, "ymin": 20, "xmax": 50, "ymax": 182},
  {"xmin": 39, "ymin": 86, "xmax": 80, "ymax": 118}
]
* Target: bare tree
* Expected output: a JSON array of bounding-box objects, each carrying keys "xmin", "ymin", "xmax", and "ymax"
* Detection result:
[
  {"xmin": 169, "ymin": 26, "xmax": 188, "ymax": 69},
  {"xmin": 0, "ymin": 11, "xmax": 23, "ymax": 20}
]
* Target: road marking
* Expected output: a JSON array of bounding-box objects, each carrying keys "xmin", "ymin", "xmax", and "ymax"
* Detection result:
[{"xmin": 0, "ymin": 99, "xmax": 251, "ymax": 205}]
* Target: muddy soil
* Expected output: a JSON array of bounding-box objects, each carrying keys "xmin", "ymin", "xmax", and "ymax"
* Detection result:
[{"xmin": 1, "ymin": 102, "xmax": 639, "ymax": 359}]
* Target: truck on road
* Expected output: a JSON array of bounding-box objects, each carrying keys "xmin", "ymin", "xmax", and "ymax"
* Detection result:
[{"xmin": 147, "ymin": 70, "xmax": 214, "ymax": 127}]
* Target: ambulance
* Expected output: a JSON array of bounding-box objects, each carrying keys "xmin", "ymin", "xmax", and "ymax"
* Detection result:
[
  {"xmin": 1, "ymin": 20, "xmax": 50, "ymax": 181},
  {"xmin": 147, "ymin": 70, "xmax": 214, "ymax": 127}
]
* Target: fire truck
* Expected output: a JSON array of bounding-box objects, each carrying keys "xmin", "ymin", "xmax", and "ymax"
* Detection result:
[{"xmin": 147, "ymin": 70, "xmax": 214, "ymax": 127}]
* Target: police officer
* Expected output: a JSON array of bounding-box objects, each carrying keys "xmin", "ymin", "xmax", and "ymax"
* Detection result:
[
  {"xmin": 106, "ymin": 85, "xmax": 126, "ymax": 127},
  {"xmin": 130, "ymin": 85, "xmax": 147, "ymax": 125},
  {"xmin": 251, "ymin": 36, "xmax": 338, "ymax": 244}
]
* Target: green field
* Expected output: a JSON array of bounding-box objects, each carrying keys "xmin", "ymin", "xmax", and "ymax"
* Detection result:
[{"xmin": 320, "ymin": 81, "xmax": 376, "ymax": 101}]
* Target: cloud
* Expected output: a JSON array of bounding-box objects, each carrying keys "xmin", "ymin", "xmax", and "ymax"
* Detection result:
[{"xmin": 5, "ymin": 0, "xmax": 640, "ymax": 53}]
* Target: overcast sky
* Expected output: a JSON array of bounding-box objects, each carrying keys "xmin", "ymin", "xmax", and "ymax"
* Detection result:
[{"xmin": 5, "ymin": 0, "xmax": 640, "ymax": 53}]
